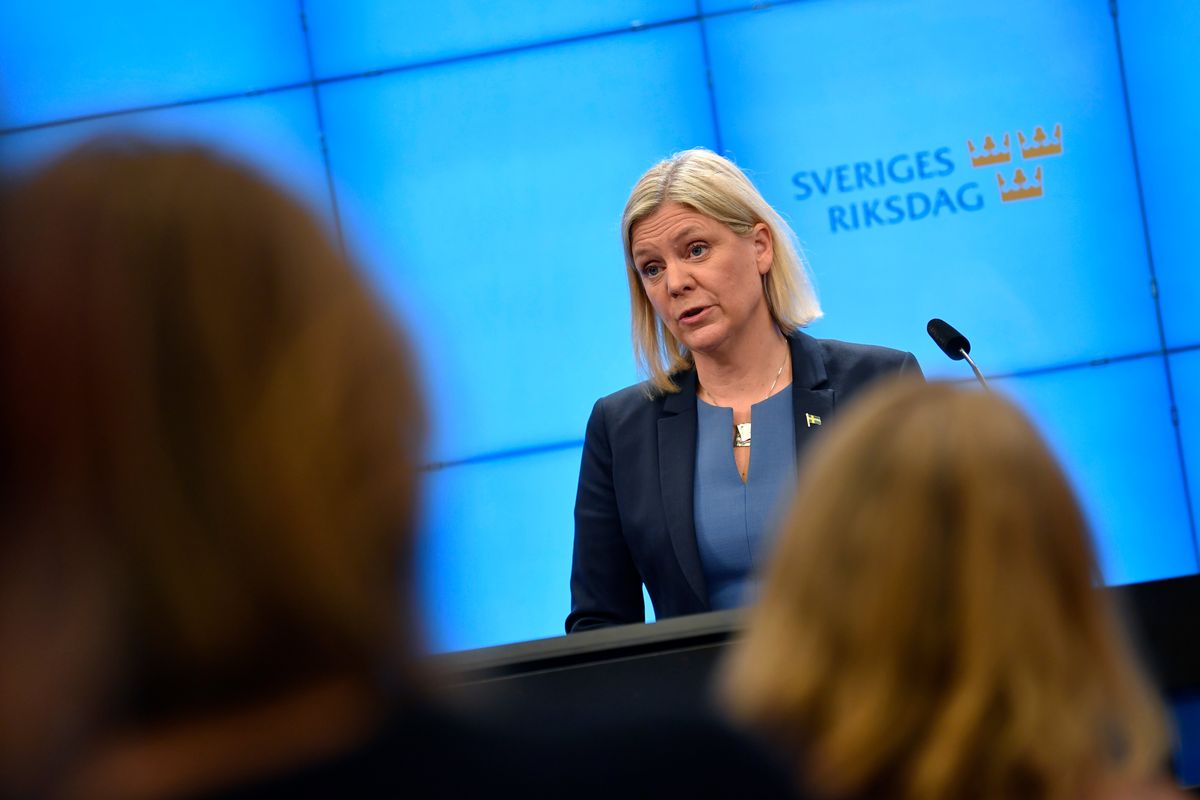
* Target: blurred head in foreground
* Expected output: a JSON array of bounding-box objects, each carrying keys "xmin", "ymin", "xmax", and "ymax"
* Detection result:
[
  {"xmin": 0, "ymin": 139, "xmax": 422, "ymax": 795},
  {"xmin": 723, "ymin": 380, "xmax": 1170, "ymax": 800}
]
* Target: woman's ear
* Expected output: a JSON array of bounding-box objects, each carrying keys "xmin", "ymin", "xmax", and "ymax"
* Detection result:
[{"xmin": 753, "ymin": 222, "xmax": 774, "ymax": 276}]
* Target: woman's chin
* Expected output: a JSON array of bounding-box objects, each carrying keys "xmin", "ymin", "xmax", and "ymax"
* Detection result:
[{"xmin": 681, "ymin": 331, "xmax": 727, "ymax": 357}]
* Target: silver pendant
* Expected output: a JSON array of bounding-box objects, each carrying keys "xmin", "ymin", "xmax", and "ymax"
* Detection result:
[{"xmin": 733, "ymin": 422, "xmax": 752, "ymax": 448}]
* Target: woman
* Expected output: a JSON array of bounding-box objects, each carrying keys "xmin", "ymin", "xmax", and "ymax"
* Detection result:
[
  {"xmin": 0, "ymin": 140, "xmax": 431, "ymax": 798},
  {"xmin": 723, "ymin": 380, "xmax": 1183, "ymax": 800},
  {"xmin": 567, "ymin": 148, "xmax": 921, "ymax": 632},
  {"xmin": 0, "ymin": 140, "xmax": 801, "ymax": 800}
]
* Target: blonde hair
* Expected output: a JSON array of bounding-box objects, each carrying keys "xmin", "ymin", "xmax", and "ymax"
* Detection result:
[
  {"xmin": 723, "ymin": 380, "xmax": 1169, "ymax": 800},
  {"xmin": 621, "ymin": 148, "xmax": 821, "ymax": 393},
  {"xmin": 0, "ymin": 140, "xmax": 424, "ymax": 727}
]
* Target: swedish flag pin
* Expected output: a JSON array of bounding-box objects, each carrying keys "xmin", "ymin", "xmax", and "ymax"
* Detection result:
[{"xmin": 806, "ymin": 413, "xmax": 822, "ymax": 428}]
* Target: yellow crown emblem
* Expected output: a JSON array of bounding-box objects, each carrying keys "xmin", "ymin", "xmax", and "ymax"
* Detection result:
[
  {"xmin": 1017, "ymin": 123, "xmax": 1063, "ymax": 159},
  {"xmin": 967, "ymin": 132, "xmax": 1012, "ymax": 167},
  {"xmin": 997, "ymin": 166, "xmax": 1043, "ymax": 202}
]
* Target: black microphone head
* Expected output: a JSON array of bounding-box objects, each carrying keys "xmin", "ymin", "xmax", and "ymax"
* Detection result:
[{"xmin": 927, "ymin": 318, "xmax": 971, "ymax": 361}]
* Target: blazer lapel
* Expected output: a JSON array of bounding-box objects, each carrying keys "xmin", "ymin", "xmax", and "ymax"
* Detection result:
[
  {"xmin": 656, "ymin": 332, "xmax": 829, "ymax": 612},
  {"xmin": 789, "ymin": 331, "xmax": 836, "ymax": 458},
  {"xmin": 657, "ymin": 369, "xmax": 709, "ymax": 610}
]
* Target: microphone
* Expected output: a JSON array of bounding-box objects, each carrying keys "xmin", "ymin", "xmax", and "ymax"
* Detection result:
[{"xmin": 927, "ymin": 318, "xmax": 989, "ymax": 389}]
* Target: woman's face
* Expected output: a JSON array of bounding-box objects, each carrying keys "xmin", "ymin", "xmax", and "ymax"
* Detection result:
[{"xmin": 630, "ymin": 202, "xmax": 773, "ymax": 357}]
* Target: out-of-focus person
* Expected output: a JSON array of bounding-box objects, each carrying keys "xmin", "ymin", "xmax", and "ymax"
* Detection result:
[
  {"xmin": 568, "ymin": 148, "xmax": 922, "ymax": 632},
  {"xmin": 0, "ymin": 140, "xmax": 802, "ymax": 800},
  {"xmin": 0, "ymin": 140, "xmax": 425, "ymax": 799},
  {"xmin": 723, "ymin": 379, "xmax": 1185, "ymax": 800}
]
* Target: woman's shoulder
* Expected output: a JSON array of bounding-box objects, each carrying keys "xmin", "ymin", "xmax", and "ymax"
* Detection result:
[
  {"xmin": 592, "ymin": 379, "xmax": 672, "ymax": 422},
  {"xmin": 585, "ymin": 378, "xmax": 688, "ymax": 445},
  {"xmin": 596, "ymin": 379, "xmax": 659, "ymax": 408},
  {"xmin": 788, "ymin": 329, "xmax": 921, "ymax": 385},
  {"xmin": 496, "ymin": 706, "xmax": 802, "ymax": 799},
  {"xmin": 791, "ymin": 329, "xmax": 911, "ymax": 365}
]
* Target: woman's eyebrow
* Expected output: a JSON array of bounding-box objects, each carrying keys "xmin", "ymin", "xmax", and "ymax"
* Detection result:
[
  {"xmin": 631, "ymin": 243, "xmax": 656, "ymax": 261},
  {"xmin": 633, "ymin": 225, "xmax": 706, "ymax": 260},
  {"xmin": 671, "ymin": 225, "xmax": 705, "ymax": 243}
]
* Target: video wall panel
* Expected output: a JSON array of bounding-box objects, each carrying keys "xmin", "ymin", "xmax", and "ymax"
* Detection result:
[
  {"xmin": 0, "ymin": 2, "xmax": 308, "ymax": 129},
  {"xmin": 1116, "ymin": 0, "xmax": 1200, "ymax": 348},
  {"xmin": 320, "ymin": 24, "xmax": 715, "ymax": 463},
  {"xmin": 999, "ymin": 362, "xmax": 1196, "ymax": 585},
  {"xmin": 417, "ymin": 446, "xmax": 582, "ymax": 652},
  {"xmin": 303, "ymin": 0, "xmax": 695, "ymax": 79},
  {"xmin": 2, "ymin": 0, "xmax": 1196, "ymax": 651},
  {"xmin": 1, "ymin": 90, "xmax": 334, "ymax": 223},
  {"xmin": 1170, "ymin": 350, "xmax": 1200, "ymax": 545},
  {"xmin": 704, "ymin": 0, "xmax": 1161, "ymax": 376},
  {"xmin": 698, "ymin": 0, "xmax": 759, "ymax": 14}
]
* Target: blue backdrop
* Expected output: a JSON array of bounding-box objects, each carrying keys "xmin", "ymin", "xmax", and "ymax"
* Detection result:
[{"xmin": 2, "ymin": 0, "xmax": 1197, "ymax": 653}]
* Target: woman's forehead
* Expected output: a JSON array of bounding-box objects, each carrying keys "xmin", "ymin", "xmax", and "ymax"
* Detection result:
[{"xmin": 630, "ymin": 203, "xmax": 719, "ymax": 250}]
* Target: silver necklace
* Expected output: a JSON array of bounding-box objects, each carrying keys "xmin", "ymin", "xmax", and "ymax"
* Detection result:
[{"xmin": 728, "ymin": 353, "xmax": 787, "ymax": 448}]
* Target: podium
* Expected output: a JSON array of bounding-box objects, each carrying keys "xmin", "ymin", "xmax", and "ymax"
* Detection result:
[
  {"xmin": 431, "ymin": 574, "xmax": 1200, "ymax": 786},
  {"xmin": 432, "ymin": 609, "xmax": 741, "ymax": 716}
]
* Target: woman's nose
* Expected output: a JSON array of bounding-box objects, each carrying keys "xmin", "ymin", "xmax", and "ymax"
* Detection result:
[{"xmin": 665, "ymin": 260, "xmax": 693, "ymax": 296}]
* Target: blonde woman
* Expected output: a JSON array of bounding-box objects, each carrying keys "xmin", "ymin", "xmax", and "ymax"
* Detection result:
[
  {"xmin": 568, "ymin": 148, "xmax": 921, "ymax": 632},
  {"xmin": 724, "ymin": 380, "xmax": 1183, "ymax": 800},
  {"xmin": 0, "ymin": 141, "xmax": 802, "ymax": 800}
]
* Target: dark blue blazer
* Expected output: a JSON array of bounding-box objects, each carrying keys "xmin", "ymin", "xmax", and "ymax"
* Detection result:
[{"xmin": 567, "ymin": 330, "xmax": 922, "ymax": 633}]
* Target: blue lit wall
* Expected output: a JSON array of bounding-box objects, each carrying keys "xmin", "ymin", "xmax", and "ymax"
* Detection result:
[{"xmin": 2, "ymin": 0, "xmax": 1196, "ymax": 652}]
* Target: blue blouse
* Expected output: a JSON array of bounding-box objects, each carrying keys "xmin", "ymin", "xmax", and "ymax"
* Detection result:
[{"xmin": 694, "ymin": 386, "xmax": 797, "ymax": 610}]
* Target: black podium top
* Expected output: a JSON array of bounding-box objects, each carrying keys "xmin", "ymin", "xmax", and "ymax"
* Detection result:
[{"xmin": 431, "ymin": 574, "xmax": 1200, "ymax": 708}]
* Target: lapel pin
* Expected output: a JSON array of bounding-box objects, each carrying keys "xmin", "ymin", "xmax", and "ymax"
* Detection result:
[{"xmin": 806, "ymin": 413, "xmax": 822, "ymax": 428}]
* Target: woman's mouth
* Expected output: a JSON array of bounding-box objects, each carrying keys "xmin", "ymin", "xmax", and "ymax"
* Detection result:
[{"xmin": 678, "ymin": 305, "xmax": 711, "ymax": 325}]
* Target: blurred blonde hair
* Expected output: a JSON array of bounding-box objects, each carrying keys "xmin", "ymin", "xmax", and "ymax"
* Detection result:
[
  {"xmin": 723, "ymin": 380, "xmax": 1169, "ymax": 800},
  {"xmin": 0, "ymin": 140, "xmax": 423, "ymax": 728},
  {"xmin": 621, "ymin": 148, "xmax": 821, "ymax": 394}
]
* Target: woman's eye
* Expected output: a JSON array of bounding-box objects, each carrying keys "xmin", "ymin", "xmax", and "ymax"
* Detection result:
[
  {"xmin": 689, "ymin": 243, "xmax": 708, "ymax": 258},
  {"xmin": 641, "ymin": 264, "xmax": 661, "ymax": 279}
]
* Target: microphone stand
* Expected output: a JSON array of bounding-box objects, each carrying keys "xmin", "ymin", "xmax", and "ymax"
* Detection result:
[{"xmin": 960, "ymin": 348, "xmax": 990, "ymax": 390}]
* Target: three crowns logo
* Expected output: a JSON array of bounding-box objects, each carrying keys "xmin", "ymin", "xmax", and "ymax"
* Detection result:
[
  {"xmin": 967, "ymin": 123, "xmax": 1063, "ymax": 202},
  {"xmin": 1019, "ymin": 123, "xmax": 1063, "ymax": 158},
  {"xmin": 967, "ymin": 133, "xmax": 1011, "ymax": 166},
  {"xmin": 998, "ymin": 166, "xmax": 1043, "ymax": 202}
]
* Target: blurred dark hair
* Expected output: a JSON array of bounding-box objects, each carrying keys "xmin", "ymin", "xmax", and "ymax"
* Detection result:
[{"xmin": 0, "ymin": 139, "xmax": 424, "ymax": 731}]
